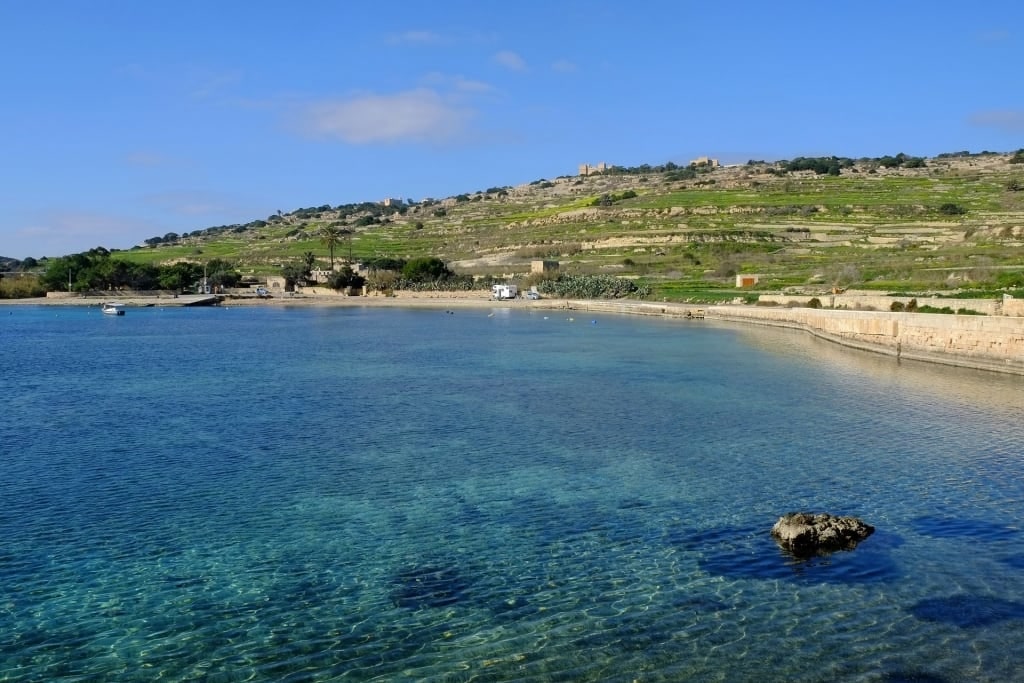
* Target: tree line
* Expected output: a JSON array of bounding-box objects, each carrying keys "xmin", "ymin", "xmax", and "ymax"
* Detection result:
[{"xmin": 39, "ymin": 248, "xmax": 241, "ymax": 293}]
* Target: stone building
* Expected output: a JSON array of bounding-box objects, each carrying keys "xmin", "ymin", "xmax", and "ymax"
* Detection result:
[
  {"xmin": 531, "ymin": 260, "xmax": 560, "ymax": 274},
  {"xmin": 690, "ymin": 156, "xmax": 720, "ymax": 168},
  {"xmin": 578, "ymin": 162, "xmax": 612, "ymax": 176}
]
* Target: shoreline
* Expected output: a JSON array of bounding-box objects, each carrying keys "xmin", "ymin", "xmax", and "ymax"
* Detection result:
[{"xmin": 5, "ymin": 294, "xmax": 1022, "ymax": 376}]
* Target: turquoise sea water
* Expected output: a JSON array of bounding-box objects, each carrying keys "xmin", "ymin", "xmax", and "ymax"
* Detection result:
[{"xmin": 2, "ymin": 303, "xmax": 1024, "ymax": 682}]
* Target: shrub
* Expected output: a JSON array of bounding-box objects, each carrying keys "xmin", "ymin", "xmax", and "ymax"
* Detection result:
[
  {"xmin": 402, "ymin": 257, "xmax": 452, "ymax": 283},
  {"xmin": 0, "ymin": 274, "xmax": 46, "ymax": 299},
  {"xmin": 538, "ymin": 273, "xmax": 646, "ymax": 299},
  {"xmin": 806, "ymin": 297, "xmax": 822, "ymax": 309},
  {"xmin": 938, "ymin": 203, "xmax": 966, "ymax": 216},
  {"xmin": 890, "ymin": 301, "xmax": 905, "ymax": 312}
]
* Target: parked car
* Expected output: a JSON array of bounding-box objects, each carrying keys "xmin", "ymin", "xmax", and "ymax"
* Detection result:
[{"xmin": 526, "ymin": 291, "xmax": 540, "ymax": 300}]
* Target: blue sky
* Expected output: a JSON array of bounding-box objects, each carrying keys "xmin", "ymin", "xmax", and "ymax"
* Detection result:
[{"xmin": 2, "ymin": 1, "xmax": 1022, "ymax": 259}]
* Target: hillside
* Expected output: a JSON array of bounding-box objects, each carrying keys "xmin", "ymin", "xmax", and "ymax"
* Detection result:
[{"xmin": 12, "ymin": 151, "xmax": 1024, "ymax": 302}]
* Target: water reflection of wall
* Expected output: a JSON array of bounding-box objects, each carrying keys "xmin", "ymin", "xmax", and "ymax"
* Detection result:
[
  {"xmin": 709, "ymin": 317, "xmax": 1024, "ymax": 416},
  {"xmin": 710, "ymin": 306, "xmax": 1024, "ymax": 377}
]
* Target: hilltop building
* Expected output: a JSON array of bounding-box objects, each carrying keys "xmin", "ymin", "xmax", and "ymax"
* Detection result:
[
  {"xmin": 578, "ymin": 162, "xmax": 612, "ymax": 176},
  {"xmin": 690, "ymin": 156, "xmax": 720, "ymax": 168},
  {"xmin": 382, "ymin": 197, "xmax": 404, "ymax": 207}
]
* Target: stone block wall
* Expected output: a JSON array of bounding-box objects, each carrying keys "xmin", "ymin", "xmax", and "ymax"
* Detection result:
[
  {"xmin": 708, "ymin": 305, "xmax": 1024, "ymax": 375},
  {"xmin": 756, "ymin": 294, "xmax": 1001, "ymax": 315}
]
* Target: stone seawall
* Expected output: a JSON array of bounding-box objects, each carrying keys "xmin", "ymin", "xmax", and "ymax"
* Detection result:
[{"xmin": 707, "ymin": 305, "xmax": 1024, "ymax": 375}]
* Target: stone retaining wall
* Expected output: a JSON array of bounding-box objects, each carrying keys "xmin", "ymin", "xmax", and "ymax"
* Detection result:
[
  {"xmin": 757, "ymin": 293, "xmax": 1024, "ymax": 317},
  {"xmin": 756, "ymin": 294, "xmax": 1004, "ymax": 315},
  {"xmin": 708, "ymin": 305, "xmax": 1024, "ymax": 375}
]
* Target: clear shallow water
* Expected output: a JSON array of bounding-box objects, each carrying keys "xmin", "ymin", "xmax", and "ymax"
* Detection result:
[{"xmin": 2, "ymin": 304, "xmax": 1024, "ymax": 682}]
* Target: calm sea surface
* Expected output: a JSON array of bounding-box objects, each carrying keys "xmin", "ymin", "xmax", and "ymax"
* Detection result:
[{"xmin": 2, "ymin": 304, "xmax": 1024, "ymax": 682}]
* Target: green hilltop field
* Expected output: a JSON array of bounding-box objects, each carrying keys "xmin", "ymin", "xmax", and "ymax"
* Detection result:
[{"xmin": 8, "ymin": 150, "xmax": 1024, "ymax": 302}]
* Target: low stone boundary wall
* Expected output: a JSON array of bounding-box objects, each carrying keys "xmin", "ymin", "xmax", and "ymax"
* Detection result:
[
  {"xmin": 708, "ymin": 305, "xmax": 1024, "ymax": 375},
  {"xmin": 45, "ymin": 290, "xmax": 179, "ymax": 300},
  {"xmin": 562, "ymin": 300, "xmax": 705, "ymax": 318},
  {"xmin": 757, "ymin": 293, "xmax": 1024, "ymax": 317}
]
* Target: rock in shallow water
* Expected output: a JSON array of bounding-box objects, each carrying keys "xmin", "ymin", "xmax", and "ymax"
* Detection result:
[{"xmin": 771, "ymin": 512, "xmax": 874, "ymax": 557}]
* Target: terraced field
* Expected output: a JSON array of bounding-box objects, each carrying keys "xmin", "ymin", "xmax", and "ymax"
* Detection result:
[{"xmin": 116, "ymin": 152, "xmax": 1024, "ymax": 302}]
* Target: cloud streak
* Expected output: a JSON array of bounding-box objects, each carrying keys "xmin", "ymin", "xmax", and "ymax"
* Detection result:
[
  {"xmin": 14, "ymin": 210, "xmax": 162, "ymax": 257},
  {"xmin": 142, "ymin": 190, "xmax": 243, "ymax": 217},
  {"xmin": 493, "ymin": 50, "xmax": 527, "ymax": 71},
  {"xmin": 296, "ymin": 89, "xmax": 473, "ymax": 144},
  {"xmin": 421, "ymin": 71, "xmax": 495, "ymax": 94},
  {"xmin": 974, "ymin": 29, "xmax": 1009, "ymax": 43},
  {"xmin": 968, "ymin": 109, "xmax": 1024, "ymax": 132},
  {"xmin": 387, "ymin": 30, "xmax": 444, "ymax": 45},
  {"xmin": 122, "ymin": 151, "xmax": 179, "ymax": 168}
]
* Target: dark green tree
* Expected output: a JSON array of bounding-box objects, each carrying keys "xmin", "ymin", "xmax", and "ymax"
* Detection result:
[
  {"xmin": 202, "ymin": 259, "xmax": 241, "ymax": 290},
  {"xmin": 365, "ymin": 256, "xmax": 406, "ymax": 272},
  {"xmin": 281, "ymin": 262, "xmax": 310, "ymax": 288},
  {"xmin": 327, "ymin": 266, "xmax": 366, "ymax": 291},
  {"xmin": 402, "ymin": 257, "xmax": 452, "ymax": 283},
  {"xmin": 159, "ymin": 262, "xmax": 201, "ymax": 292}
]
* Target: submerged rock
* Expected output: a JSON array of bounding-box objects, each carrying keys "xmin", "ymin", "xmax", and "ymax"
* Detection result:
[{"xmin": 771, "ymin": 512, "xmax": 874, "ymax": 557}]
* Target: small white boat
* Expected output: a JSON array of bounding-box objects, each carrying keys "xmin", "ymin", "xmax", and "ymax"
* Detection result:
[{"xmin": 102, "ymin": 302, "xmax": 126, "ymax": 316}]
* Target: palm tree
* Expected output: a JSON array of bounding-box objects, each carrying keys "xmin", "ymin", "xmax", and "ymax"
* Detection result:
[
  {"xmin": 319, "ymin": 224, "xmax": 343, "ymax": 268},
  {"xmin": 340, "ymin": 228, "xmax": 354, "ymax": 263}
]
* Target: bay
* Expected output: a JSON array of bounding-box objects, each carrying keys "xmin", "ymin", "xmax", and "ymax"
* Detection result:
[{"xmin": 2, "ymin": 304, "xmax": 1023, "ymax": 682}]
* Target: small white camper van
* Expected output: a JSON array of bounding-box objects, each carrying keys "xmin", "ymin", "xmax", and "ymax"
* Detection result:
[{"xmin": 491, "ymin": 284, "xmax": 518, "ymax": 300}]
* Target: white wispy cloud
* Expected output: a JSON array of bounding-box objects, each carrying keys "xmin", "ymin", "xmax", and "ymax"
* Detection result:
[
  {"xmin": 493, "ymin": 50, "xmax": 527, "ymax": 71},
  {"xmin": 122, "ymin": 151, "xmax": 177, "ymax": 168},
  {"xmin": 142, "ymin": 190, "xmax": 242, "ymax": 217},
  {"xmin": 186, "ymin": 67, "xmax": 243, "ymax": 100},
  {"xmin": 975, "ymin": 29, "xmax": 1010, "ymax": 43},
  {"xmin": 15, "ymin": 210, "xmax": 161, "ymax": 257},
  {"xmin": 551, "ymin": 59, "xmax": 577, "ymax": 73},
  {"xmin": 387, "ymin": 29, "xmax": 444, "ymax": 45},
  {"xmin": 116, "ymin": 61, "xmax": 242, "ymax": 101},
  {"xmin": 968, "ymin": 109, "xmax": 1024, "ymax": 132},
  {"xmin": 421, "ymin": 71, "xmax": 496, "ymax": 94},
  {"xmin": 296, "ymin": 89, "xmax": 473, "ymax": 144}
]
